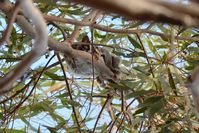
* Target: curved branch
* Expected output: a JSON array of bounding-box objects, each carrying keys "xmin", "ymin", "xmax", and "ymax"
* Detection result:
[{"xmin": 0, "ymin": 0, "xmax": 48, "ymax": 94}]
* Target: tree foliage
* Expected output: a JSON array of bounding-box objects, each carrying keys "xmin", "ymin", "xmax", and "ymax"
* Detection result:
[{"xmin": 0, "ymin": 0, "xmax": 199, "ymax": 132}]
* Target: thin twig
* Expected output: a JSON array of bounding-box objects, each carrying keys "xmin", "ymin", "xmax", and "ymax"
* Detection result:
[
  {"xmin": 47, "ymin": 21, "xmax": 68, "ymax": 40},
  {"xmin": 139, "ymin": 121, "xmax": 144, "ymax": 133},
  {"xmin": 56, "ymin": 54, "xmax": 82, "ymax": 133},
  {"xmin": 121, "ymin": 91, "xmax": 124, "ymax": 112},
  {"xmin": 108, "ymin": 98, "xmax": 137, "ymax": 132},
  {"xmin": 136, "ymin": 34, "xmax": 158, "ymax": 91},
  {"xmin": 108, "ymin": 113, "xmax": 121, "ymax": 133},
  {"xmin": 115, "ymin": 116, "xmax": 125, "ymax": 132},
  {"xmin": 93, "ymin": 95, "xmax": 110, "ymax": 132}
]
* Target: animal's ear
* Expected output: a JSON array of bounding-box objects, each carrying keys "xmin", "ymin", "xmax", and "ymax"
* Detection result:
[{"xmin": 81, "ymin": 35, "xmax": 90, "ymax": 43}]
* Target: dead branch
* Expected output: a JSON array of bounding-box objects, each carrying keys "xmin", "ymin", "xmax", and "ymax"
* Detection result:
[{"xmin": 0, "ymin": 0, "xmax": 48, "ymax": 94}]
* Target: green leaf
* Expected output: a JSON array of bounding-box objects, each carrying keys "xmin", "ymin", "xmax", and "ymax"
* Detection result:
[
  {"xmin": 120, "ymin": 80, "xmax": 140, "ymax": 88},
  {"xmin": 19, "ymin": 114, "xmax": 38, "ymax": 131},
  {"xmin": 148, "ymin": 40, "xmax": 155, "ymax": 53},
  {"xmin": 167, "ymin": 68, "xmax": 177, "ymax": 96},
  {"xmin": 125, "ymin": 90, "xmax": 154, "ymax": 100},
  {"xmin": 96, "ymin": 123, "xmax": 108, "ymax": 131},
  {"xmin": 188, "ymin": 47, "xmax": 199, "ymax": 53},
  {"xmin": 139, "ymin": 96, "xmax": 164, "ymax": 107},
  {"xmin": 154, "ymin": 44, "xmax": 169, "ymax": 49},
  {"xmin": 94, "ymin": 30, "xmax": 106, "ymax": 39},
  {"xmin": 112, "ymin": 50, "xmax": 131, "ymax": 58},
  {"xmin": 128, "ymin": 35, "xmax": 142, "ymax": 50},
  {"xmin": 188, "ymin": 59, "xmax": 199, "ymax": 65},
  {"xmin": 0, "ymin": 113, "xmax": 3, "ymax": 120},
  {"xmin": 62, "ymin": 7, "xmax": 89, "ymax": 15},
  {"xmin": 129, "ymin": 21, "xmax": 145, "ymax": 28},
  {"xmin": 133, "ymin": 65, "xmax": 151, "ymax": 76},
  {"xmin": 133, "ymin": 106, "xmax": 148, "ymax": 116},
  {"xmin": 147, "ymin": 39, "xmax": 159, "ymax": 58},
  {"xmin": 44, "ymin": 71, "xmax": 64, "ymax": 81},
  {"xmin": 65, "ymin": 99, "xmax": 81, "ymax": 107},
  {"xmin": 132, "ymin": 51, "xmax": 146, "ymax": 58},
  {"xmin": 10, "ymin": 27, "xmax": 17, "ymax": 46},
  {"xmin": 149, "ymin": 99, "xmax": 165, "ymax": 117},
  {"xmin": 43, "ymin": 126, "xmax": 57, "ymax": 133},
  {"xmin": 109, "ymin": 82, "xmax": 129, "ymax": 91},
  {"xmin": 0, "ymin": 129, "xmax": 26, "ymax": 133},
  {"xmin": 56, "ymin": 92, "xmax": 69, "ymax": 98}
]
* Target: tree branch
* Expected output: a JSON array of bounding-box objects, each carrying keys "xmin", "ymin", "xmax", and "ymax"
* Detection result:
[
  {"xmin": 66, "ymin": 0, "xmax": 199, "ymax": 27},
  {"xmin": 0, "ymin": 0, "xmax": 48, "ymax": 94},
  {"xmin": 1, "ymin": 2, "xmax": 199, "ymax": 42},
  {"xmin": 67, "ymin": 9, "xmax": 99, "ymax": 43}
]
